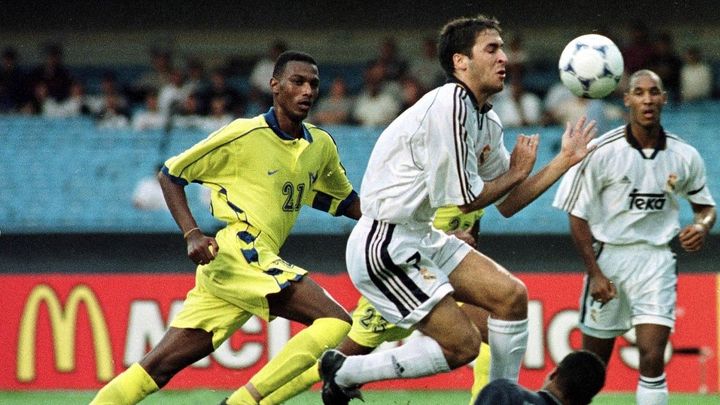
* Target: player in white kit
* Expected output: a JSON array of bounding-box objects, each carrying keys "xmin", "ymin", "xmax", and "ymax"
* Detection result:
[
  {"xmin": 319, "ymin": 15, "xmax": 598, "ymax": 404},
  {"xmin": 553, "ymin": 69, "xmax": 716, "ymax": 405}
]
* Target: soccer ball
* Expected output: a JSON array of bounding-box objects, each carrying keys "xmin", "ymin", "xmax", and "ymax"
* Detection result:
[{"xmin": 558, "ymin": 34, "xmax": 624, "ymax": 99}]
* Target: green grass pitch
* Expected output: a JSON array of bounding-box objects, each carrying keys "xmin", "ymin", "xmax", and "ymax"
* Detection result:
[{"xmin": 0, "ymin": 390, "xmax": 716, "ymax": 404}]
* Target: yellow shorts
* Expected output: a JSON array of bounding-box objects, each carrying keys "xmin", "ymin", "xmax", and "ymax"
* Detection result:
[
  {"xmin": 347, "ymin": 296, "xmax": 473, "ymax": 348},
  {"xmin": 347, "ymin": 296, "xmax": 414, "ymax": 348},
  {"xmin": 171, "ymin": 221, "xmax": 308, "ymax": 348}
]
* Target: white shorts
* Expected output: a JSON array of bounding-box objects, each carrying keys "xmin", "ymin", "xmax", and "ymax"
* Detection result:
[
  {"xmin": 579, "ymin": 242, "xmax": 677, "ymax": 339},
  {"xmin": 346, "ymin": 216, "xmax": 472, "ymax": 329}
]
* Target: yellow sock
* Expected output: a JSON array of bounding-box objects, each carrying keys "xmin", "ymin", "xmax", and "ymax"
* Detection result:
[
  {"xmin": 469, "ymin": 342, "xmax": 491, "ymax": 405},
  {"xmin": 89, "ymin": 363, "xmax": 159, "ymax": 405},
  {"xmin": 225, "ymin": 387, "xmax": 257, "ymax": 405},
  {"xmin": 259, "ymin": 363, "xmax": 321, "ymax": 405},
  {"xmin": 226, "ymin": 317, "xmax": 350, "ymax": 405}
]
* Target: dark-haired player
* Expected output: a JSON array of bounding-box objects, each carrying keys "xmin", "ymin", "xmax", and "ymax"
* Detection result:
[
  {"xmin": 320, "ymin": 14, "xmax": 597, "ymax": 404},
  {"xmin": 91, "ymin": 51, "xmax": 361, "ymax": 405},
  {"xmin": 475, "ymin": 350, "xmax": 606, "ymax": 405}
]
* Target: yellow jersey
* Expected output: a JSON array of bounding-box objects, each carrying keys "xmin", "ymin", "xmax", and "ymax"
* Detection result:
[{"xmin": 163, "ymin": 108, "xmax": 356, "ymax": 253}]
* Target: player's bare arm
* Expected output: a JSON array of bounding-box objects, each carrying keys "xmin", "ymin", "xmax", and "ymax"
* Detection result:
[
  {"xmin": 569, "ymin": 214, "xmax": 616, "ymax": 304},
  {"xmin": 458, "ymin": 133, "xmax": 537, "ymax": 213},
  {"xmin": 496, "ymin": 117, "xmax": 597, "ymax": 217},
  {"xmin": 679, "ymin": 203, "xmax": 716, "ymax": 252},
  {"xmin": 158, "ymin": 171, "xmax": 218, "ymax": 265}
]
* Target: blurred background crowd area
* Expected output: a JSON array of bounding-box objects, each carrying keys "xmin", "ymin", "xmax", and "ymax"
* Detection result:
[
  {"xmin": 3, "ymin": 1, "xmax": 720, "ymax": 235},
  {"xmin": 2, "ymin": 1, "xmax": 720, "ymax": 132}
]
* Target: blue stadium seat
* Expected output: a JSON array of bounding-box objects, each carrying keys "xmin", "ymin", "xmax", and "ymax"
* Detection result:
[{"xmin": 2, "ymin": 105, "xmax": 719, "ymax": 234}]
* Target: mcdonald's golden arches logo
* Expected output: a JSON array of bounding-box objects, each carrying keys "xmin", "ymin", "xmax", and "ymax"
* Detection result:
[{"xmin": 17, "ymin": 284, "xmax": 114, "ymax": 382}]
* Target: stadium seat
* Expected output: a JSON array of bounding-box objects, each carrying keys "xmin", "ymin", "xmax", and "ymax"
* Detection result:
[{"xmin": 2, "ymin": 103, "xmax": 719, "ymax": 234}]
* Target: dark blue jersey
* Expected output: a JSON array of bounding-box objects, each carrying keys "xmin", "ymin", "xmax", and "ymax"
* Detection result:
[{"xmin": 475, "ymin": 379, "xmax": 561, "ymax": 405}]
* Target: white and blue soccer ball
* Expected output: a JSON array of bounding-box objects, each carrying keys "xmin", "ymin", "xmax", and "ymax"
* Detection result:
[{"xmin": 558, "ymin": 34, "xmax": 624, "ymax": 99}]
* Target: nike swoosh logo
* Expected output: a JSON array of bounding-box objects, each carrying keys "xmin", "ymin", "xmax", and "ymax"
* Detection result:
[{"xmin": 268, "ymin": 169, "xmax": 280, "ymax": 175}]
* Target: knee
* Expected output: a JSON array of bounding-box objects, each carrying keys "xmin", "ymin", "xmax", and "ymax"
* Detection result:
[
  {"xmin": 639, "ymin": 345, "xmax": 667, "ymax": 372},
  {"xmin": 444, "ymin": 330, "xmax": 483, "ymax": 368}
]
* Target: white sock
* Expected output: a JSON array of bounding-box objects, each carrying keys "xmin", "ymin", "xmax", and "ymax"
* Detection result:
[
  {"xmin": 487, "ymin": 317, "xmax": 528, "ymax": 382},
  {"xmin": 636, "ymin": 373, "xmax": 668, "ymax": 405},
  {"xmin": 335, "ymin": 335, "xmax": 450, "ymax": 387}
]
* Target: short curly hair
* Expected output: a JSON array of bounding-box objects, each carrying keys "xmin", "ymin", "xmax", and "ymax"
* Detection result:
[{"xmin": 272, "ymin": 51, "xmax": 317, "ymax": 79}]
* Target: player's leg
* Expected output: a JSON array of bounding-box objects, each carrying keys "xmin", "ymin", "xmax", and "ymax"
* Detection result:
[
  {"xmin": 449, "ymin": 250, "xmax": 528, "ymax": 382},
  {"xmin": 627, "ymin": 245, "xmax": 676, "ymax": 405},
  {"xmin": 91, "ymin": 328, "xmax": 213, "ymax": 405},
  {"xmin": 261, "ymin": 294, "xmax": 408, "ymax": 404},
  {"xmin": 317, "ymin": 304, "xmax": 487, "ymax": 405},
  {"xmin": 460, "ymin": 303, "xmax": 491, "ymax": 403},
  {"xmin": 139, "ymin": 327, "xmax": 215, "ymax": 386},
  {"xmin": 320, "ymin": 297, "xmax": 479, "ymax": 397},
  {"xmin": 260, "ymin": 335, "xmax": 380, "ymax": 404},
  {"xmin": 337, "ymin": 294, "xmax": 481, "ymax": 376},
  {"xmin": 577, "ymin": 243, "xmax": 638, "ymax": 371},
  {"xmin": 89, "ymin": 361, "xmax": 161, "ymax": 405},
  {"xmin": 634, "ymin": 323, "xmax": 671, "ymax": 405},
  {"xmin": 226, "ymin": 275, "xmax": 352, "ymax": 404},
  {"xmin": 262, "ymin": 295, "xmax": 420, "ymax": 405},
  {"xmin": 319, "ymin": 219, "xmax": 484, "ymax": 403},
  {"xmin": 582, "ymin": 334, "xmax": 616, "ymax": 366},
  {"xmin": 319, "ymin": 298, "xmax": 480, "ymax": 404},
  {"xmin": 324, "ymin": 294, "xmax": 478, "ymax": 398},
  {"xmin": 91, "ymin": 280, "xmax": 231, "ymax": 405}
]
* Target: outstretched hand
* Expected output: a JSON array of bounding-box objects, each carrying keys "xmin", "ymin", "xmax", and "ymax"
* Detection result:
[
  {"xmin": 559, "ymin": 116, "xmax": 598, "ymax": 167},
  {"xmin": 508, "ymin": 133, "xmax": 539, "ymax": 179}
]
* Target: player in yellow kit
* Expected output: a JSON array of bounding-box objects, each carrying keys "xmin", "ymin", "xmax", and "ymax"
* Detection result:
[
  {"xmin": 90, "ymin": 51, "xmax": 361, "ymax": 405},
  {"xmin": 260, "ymin": 206, "xmax": 490, "ymax": 405}
]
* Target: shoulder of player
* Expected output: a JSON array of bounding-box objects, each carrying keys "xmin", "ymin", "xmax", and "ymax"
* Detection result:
[
  {"xmin": 205, "ymin": 116, "xmax": 264, "ymax": 143},
  {"xmin": 484, "ymin": 108, "xmax": 503, "ymax": 131},
  {"xmin": 217, "ymin": 116, "xmax": 337, "ymax": 148},
  {"xmin": 664, "ymin": 132, "xmax": 707, "ymax": 167},
  {"xmin": 664, "ymin": 130, "xmax": 700, "ymax": 152},
  {"xmin": 434, "ymin": 83, "xmax": 496, "ymax": 118},
  {"xmin": 432, "ymin": 82, "xmax": 469, "ymax": 106},
  {"xmin": 584, "ymin": 126, "xmax": 627, "ymax": 158},
  {"xmin": 433, "ymin": 82, "xmax": 469, "ymax": 103},
  {"xmin": 207, "ymin": 115, "xmax": 337, "ymax": 145}
]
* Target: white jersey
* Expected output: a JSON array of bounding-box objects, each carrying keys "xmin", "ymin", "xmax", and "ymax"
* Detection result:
[
  {"xmin": 553, "ymin": 125, "xmax": 715, "ymax": 245},
  {"xmin": 360, "ymin": 80, "xmax": 510, "ymax": 226}
]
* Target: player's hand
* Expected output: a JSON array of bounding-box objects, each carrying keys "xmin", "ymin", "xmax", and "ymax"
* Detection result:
[
  {"xmin": 589, "ymin": 273, "xmax": 616, "ymax": 304},
  {"xmin": 447, "ymin": 229, "xmax": 476, "ymax": 247},
  {"xmin": 186, "ymin": 232, "xmax": 219, "ymax": 265},
  {"xmin": 678, "ymin": 223, "xmax": 707, "ymax": 252},
  {"xmin": 508, "ymin": 134, "xmax": 539, "ymax": 179},
  {"xmin": 558, "ymin": 116, "xmax": 597, "ymax": 167}
]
